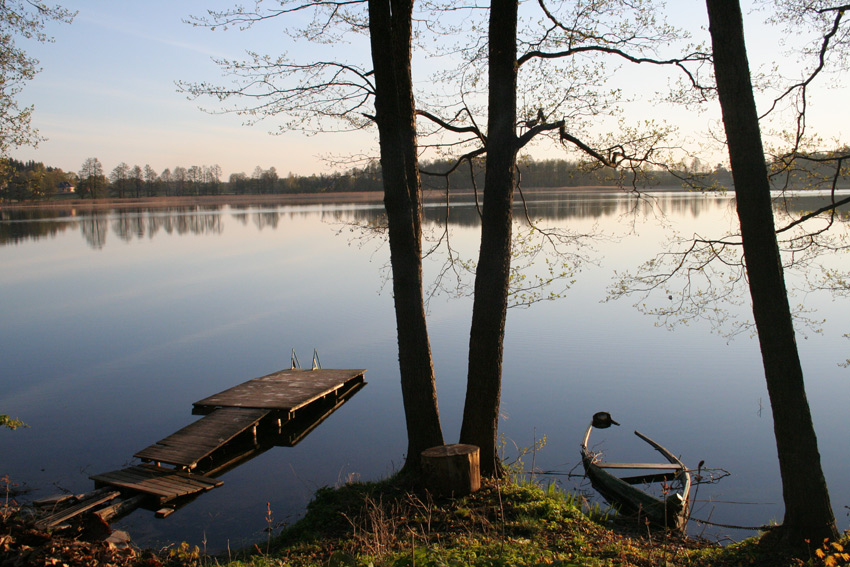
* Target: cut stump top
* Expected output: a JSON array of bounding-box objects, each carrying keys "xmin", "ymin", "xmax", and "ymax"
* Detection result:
[{"xmin": 421, "ymin": 444, "xmax": 480, "ymax": 458}]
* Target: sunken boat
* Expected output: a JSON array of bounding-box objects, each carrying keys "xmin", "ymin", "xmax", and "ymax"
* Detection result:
[{"xmin": 580, "ymin": 412, "xmax": 691, "ymax": 531}]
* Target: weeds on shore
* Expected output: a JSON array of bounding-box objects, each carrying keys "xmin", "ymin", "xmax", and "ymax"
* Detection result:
[
  {"xmin": 220, "ymin": 474, "xmax": 708, "ymax": 567},
  {"xmin": 808, "ymin": 538, "xmax": 850, "ymax": 567},
  {"xmin": 3, "ymin": 467, "xmax": 846, "ymax": 567},
  {"xmin": 213, "ymin": 470, "xmax": 850, "ymax": 567},
  {"xmin": 1, "ymin": 475, "xmax": 17, "ymax": 522}
]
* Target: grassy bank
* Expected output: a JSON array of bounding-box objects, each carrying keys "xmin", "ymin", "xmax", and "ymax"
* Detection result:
[
  {"xmin": 4, "ymin": 473, "xmax": 848, "ymax": 566},
  {"xmin": 207, "ymin": 476, "xmax": 843, "ymax": 567}
]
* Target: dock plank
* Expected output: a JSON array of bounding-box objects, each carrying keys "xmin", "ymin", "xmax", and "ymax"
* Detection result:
[
  {"xmin": 134, "ymin": 407, "xmax": 269, "ymax": 467},
  {"xmin": 91, "ymin": 465, "xmax": 222, "ymax": 503},
  {"xmin": 87, "ymin": 367, "xmax": 366, "ymax": 521},
  {"xmin": 35, "ymin": 489, "xmax": 121, "ymax": 529},
  {"xmin": 99, "ymin": 467, "xmax": 215, "ymax": 492},
  {"xmin": 193, "ymin": 368, "xmax": 366, "ymax": 413}
]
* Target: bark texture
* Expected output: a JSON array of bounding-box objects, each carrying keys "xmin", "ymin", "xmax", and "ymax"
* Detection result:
[
  {"xmin": 368, "ymin": 0, "xmax": 444, "ymax": 471},
  {"xmin": 459, "ymin": 0, "xmax": 519, "ymax": 477},
  {"xmin": 705, "ymin": 0, "xmax": 838, "ymax": 547}
]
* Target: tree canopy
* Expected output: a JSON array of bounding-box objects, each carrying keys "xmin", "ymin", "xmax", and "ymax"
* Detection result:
[{"xmin": 0, "ymin": 1, "xmax": 75, "ymax": 158}]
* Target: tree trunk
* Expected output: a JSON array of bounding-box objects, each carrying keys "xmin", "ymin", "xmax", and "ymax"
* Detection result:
[
  {"xmin": 368, "ymin": 0, "xmax": 444, "ymax": 472},
  {"xmin": 459, "ymin": 0, "xmax": 518, "ymax": 477},
  {"xmin": 705, "ymin": 0, "xmax": 838, "ymax": 547}
]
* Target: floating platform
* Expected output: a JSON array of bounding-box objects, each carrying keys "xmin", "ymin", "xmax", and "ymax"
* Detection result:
[
  {"xmin": 132, "ymin": 368, "xmax": 365, "ymax": 469},
  {"xmin": 75, "ymin": 367, "xmax": 366, "ymax": 522},
  {"xmin": 192, "ymin": 368, "xmax": 367, "ymax": 415},
  {"xmin": 91, "ymin": 465, "xmax": 222, "ymax": 504},
  {"xmin": 134, "ymin": 407, "xmax": 271, "ymax": 469}
]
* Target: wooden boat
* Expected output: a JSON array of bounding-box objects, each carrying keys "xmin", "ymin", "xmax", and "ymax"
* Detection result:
[{"xmin": 580, "ymin": 412, "xmax": 691, "ymax": 531}]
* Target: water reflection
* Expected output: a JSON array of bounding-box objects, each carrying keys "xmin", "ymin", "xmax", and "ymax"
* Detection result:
[
  {"xmin": 3, "ymin": 192, "xmax": 850, "ymax": 550},
  {"xmin": 0, "ymin": 207, "xmax": 227, "ymax": 249},
  {"xmin": 0, "ymin": 208, "xmax": 79, "ymax": 245},
  {"xmin": 6, "ymin": 191, "xmax": 841, "ymax": 250},
  {"xmin": 1, "ymin": 193, "xmax": 714, "ymax": 247},
  {"xmin": 83, "ymin": 213, "xmax": 109, "ymax": 249}
]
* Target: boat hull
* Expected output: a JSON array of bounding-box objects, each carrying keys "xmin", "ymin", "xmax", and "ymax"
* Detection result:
[{"xmin": 581, "ymin": 422, "xmax": 691, "ymax": 531}]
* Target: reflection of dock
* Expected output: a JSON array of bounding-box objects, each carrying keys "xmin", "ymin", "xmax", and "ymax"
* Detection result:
[{"xmin": 35, "ymin": 368, "xmax": 366, "ymax": 528}]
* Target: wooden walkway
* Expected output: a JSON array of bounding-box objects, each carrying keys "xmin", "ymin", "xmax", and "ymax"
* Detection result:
[
  {"xmin": 193, "ymin": 368, "xmax": 367, "ymax": 414},
  {"xmin": 134, "ymin": 407, "xmax": 271, "ymax": 468},
  {"xmin": 71, "ymin": 367, "xmax": 366, "ymax": 522},
  {"xmin": 91, "ymin": 465, "xmax": 222, "ymax": 504},
  {"xmin": 131, "ymin": 368, "xmax": 365, "ymax": 469}
]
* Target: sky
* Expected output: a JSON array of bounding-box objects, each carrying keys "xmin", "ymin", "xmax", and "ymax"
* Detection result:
[
  {"xmin": 12, "ymin": 0, "xmax": 375, "ymax": 178},
  {"xmin": 10, "ymin": 0, "xmax": 850, "ymax": 179}
]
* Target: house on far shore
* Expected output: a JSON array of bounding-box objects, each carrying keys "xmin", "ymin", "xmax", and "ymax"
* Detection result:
[{"xmin": 58, "ymin": 181, "xmax": 75, "ymax": 194}]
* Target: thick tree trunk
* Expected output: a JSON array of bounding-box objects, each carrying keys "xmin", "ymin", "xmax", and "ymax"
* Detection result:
[
  {"xmin": 368, "ymin": 0, "xmax": 444, "ymax": 471},
  {"xmin": 459, "ymin": 0, "xmax": 518, "ymax": 477},
  {"xmin": 705, "ymin": 0, "xmax": 838, "ymax": 547}
]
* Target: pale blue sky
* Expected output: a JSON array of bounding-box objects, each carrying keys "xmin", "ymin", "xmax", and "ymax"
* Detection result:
[
  {"xmin": 11, "ymin": 1, "xmax": 849, "ymax": 179},
  {"xmin": 14, "ymin": 0, "xmax": 375, "ymax": 178}
]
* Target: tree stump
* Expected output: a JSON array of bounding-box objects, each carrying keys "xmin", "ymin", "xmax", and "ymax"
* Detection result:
[{"xmin": 420, "ymin": 444, "xmax": 481, "ymax": 497}]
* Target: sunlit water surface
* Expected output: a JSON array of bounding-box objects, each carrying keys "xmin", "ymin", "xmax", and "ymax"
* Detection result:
[{"xmin": 2, "ymin": 191, "xmax": 849, "ymax": 550}]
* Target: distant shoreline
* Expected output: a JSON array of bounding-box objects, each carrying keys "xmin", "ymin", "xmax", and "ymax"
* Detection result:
[{"xmin": 0, "ymin": 185, "xmax": 690, "ymax": 211}]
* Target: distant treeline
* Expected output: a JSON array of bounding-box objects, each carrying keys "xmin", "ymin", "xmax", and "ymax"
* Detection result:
[{"xmin": 2, "ymin": 151, "xmax": 846, "ymax": 202}]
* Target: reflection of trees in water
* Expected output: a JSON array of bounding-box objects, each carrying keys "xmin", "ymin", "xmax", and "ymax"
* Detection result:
[
  {"xmin": 230, "ymin": 205, "xmax": 250, "ymax": 225},
  {"xmin": 609, "ymin": 192, "xmax": 850, "ymax": 339},
  {"xmin": 112, "ymin": 210, "xmax": 146, "ymax": 242},
  {"xmin": 80, "ymin": 207, "xmax": 226, "ymax": 247},
  {"xmin": 81, "ymin": 213, "xmax": 109, "ymax": 249},
  {"xmin": 240, "ymin": 193, "xmax": 730, "ymax": 229},
  {"xmin": 0, "ymin": 206, "xmax": 229, "ymax": 248},
  {"xmin": 3, "ymin": 193, "xmax": 847, "ymax": 249},
  {"xmin": 225, "ymin": 205, "xmax": 282, "ymax": 230},
  {"xmin": 0, "ymin": 208, "xmax": 78, "ymax": 244},
  {"xmin": 228, "ymin": 205, "xmax": 381, "ymax": 228},
  {"xmin": 101, "ymin": 207, "xmax": 223, "ymax": 245},
  {"xmin": 777, "ymin": 194, "xmax": 850, "ymax": 219},
  {"xmin": 51, "ymin": 207, "xmax": 226, "ymax": 249},
  {"xmin": 252, "ymin": 210, "xmax": 282, "ymax": 230},
  {"xmin": 172, "ymin": 209, "xmax": 224, "ymax": 236}
]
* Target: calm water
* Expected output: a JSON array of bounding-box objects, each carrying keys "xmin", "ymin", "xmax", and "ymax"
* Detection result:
[{"xmin": 2, "ymin": 191, "xmax": 849, "ymax": 550}]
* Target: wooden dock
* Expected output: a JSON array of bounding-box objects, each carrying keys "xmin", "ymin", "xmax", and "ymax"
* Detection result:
[
  {"xmin": 91, "ymin": 465, "xmax": 222, "ymax": 505},
  {"xmin": 193, "ymin": 368, "xmax": 367, "ymax": 414},
  {"xmin": 57, "ymin": 367, "xmax": 367, "ymax": 523},
  {"xmin": 133, "ymin": 368, "xmax": 365, "ymax": 470},
  {"xmin": 134, "ymin": 407, "xmax": 272, "ymax": 469}
]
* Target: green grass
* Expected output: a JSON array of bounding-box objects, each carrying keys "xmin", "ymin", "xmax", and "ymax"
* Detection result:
[{"xmin": 192, "ymin": 474, "xmax": 848, "ymax": 567}]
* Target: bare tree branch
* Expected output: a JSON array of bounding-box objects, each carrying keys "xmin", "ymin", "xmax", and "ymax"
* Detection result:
[
  {"xmin": 417, "ymin": 108, "xmax": 486, "ymax": 141},
  {"xmin": 759, "ymin": 6, "xmax": 846, "ymax": 121}
]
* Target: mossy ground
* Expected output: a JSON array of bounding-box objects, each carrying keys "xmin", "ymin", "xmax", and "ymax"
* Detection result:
[
  {"xmin": 4, "ymin": 474, "xmax": 847, "ymax": 566},
  {"xmin": 210, "ymin": 476, "xmax": 848, "ymax": 567}
]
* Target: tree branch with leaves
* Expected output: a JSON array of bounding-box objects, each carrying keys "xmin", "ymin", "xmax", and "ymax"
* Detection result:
[{"xmin": 0, "ymin": 1, "xmax": 75, "ymax": 158}]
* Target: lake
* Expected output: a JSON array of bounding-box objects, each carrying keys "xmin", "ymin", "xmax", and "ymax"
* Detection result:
[{"xmin": 2, "ymin": 190, "xmax": 849, "ymax": 550}]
